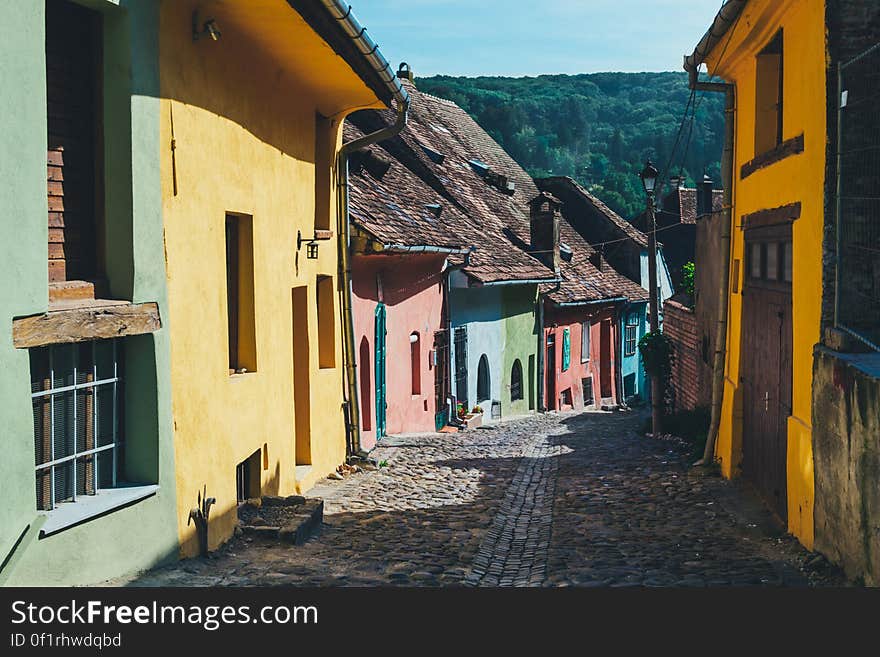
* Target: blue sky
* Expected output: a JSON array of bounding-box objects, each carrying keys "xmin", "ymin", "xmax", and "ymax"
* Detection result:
[{"xmin": 352, "ymin": 0, "xmax": 723, "ymax": 77}]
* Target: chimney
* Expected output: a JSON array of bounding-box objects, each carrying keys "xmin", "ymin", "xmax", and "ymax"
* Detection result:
[
  {"xmin": 397, "ymin": 62, "xmax": 415, "ymax": 83},
  {"xmin": 697, "ymin": 173, "xmax": 714, "ymax": 217},
  {"xmin": 664, "ymin": 175, "xmax": 684, "ymax": 212},
  {"xmin": 529, "ymin": 192, "xmax": 562, "ymax": 274}
]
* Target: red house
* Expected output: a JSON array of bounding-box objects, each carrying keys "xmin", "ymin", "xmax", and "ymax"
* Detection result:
[{"xmin": 535, "ymin": 193, "xmax": 649, "ymax": 411}]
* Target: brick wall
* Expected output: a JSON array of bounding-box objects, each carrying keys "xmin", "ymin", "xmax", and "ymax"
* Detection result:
[{"xmin": 664, "ymin": 298, "xmax": 711, "ymax": 412}]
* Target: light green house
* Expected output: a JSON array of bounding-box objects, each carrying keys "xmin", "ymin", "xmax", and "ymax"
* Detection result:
[{"xmin": 0, "ymin": 0, "xmax": 178, "ymax": 586}]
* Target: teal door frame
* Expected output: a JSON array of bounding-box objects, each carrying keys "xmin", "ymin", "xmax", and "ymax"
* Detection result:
[{"xmin": 374, "ymin": 304, "xmax": 387, "ymax": 438}]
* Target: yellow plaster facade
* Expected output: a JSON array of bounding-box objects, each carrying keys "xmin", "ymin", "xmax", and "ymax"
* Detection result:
[
  {"xmin": 159, "ymin": 0, "xmax": 384, "ymax": 556},
  {"xmin": 705, "ymin": 0, "xmax": 826, "ymax": 548}
]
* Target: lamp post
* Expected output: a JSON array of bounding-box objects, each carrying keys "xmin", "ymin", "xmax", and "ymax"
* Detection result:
[{"xmin": 640, "ymin": 160, "xmax": 662, "ymax": 436}]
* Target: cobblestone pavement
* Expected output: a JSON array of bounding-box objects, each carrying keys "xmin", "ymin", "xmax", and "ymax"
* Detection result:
[{"xmin": 111, "ymin": 410, "xmax": 846, "ymax": 587}]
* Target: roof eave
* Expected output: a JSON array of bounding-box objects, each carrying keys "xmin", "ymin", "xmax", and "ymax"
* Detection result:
[
  {"xmin": 683, "ymin": 0, "xmax": 749, "ymax": 87},
  {"xmin": 288, "ymin": 0, "xmax": 408, "ymax": 109}
]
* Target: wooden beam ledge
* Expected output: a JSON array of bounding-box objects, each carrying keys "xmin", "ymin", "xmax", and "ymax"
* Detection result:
[{"xmin": 13, "ymin": 302, "xmax": 161, "ymax": 349}]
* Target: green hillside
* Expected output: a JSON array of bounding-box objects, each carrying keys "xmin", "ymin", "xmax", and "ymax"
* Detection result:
[{"xmin": 417, "ymin": 72, "xmax": 725, "ymax": 220}]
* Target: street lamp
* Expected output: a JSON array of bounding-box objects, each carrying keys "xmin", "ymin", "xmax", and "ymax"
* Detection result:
[
  {"xmin": 640, "ymin": 160, "xmax": 662, "ymax": 436},
  {"xmin": 640, "ymin": 160, "xmax": 659, "ymax": 197}
]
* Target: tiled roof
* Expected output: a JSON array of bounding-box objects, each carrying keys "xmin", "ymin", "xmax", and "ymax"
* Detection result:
[
  {"xmin": 546, "ymin": 220, "xmax": 649, "ymax": 305},
  {"xmin": 348, "ymin": 81, "xmax": 556, "ymax": 284},
  {"xmin": 345, "ymin": 122, "xmax": 471, "ymax": 251},
  {"xmin": 537, "ymin": 176, "xmax": 648, "ymax": 248},
  {"xmin": 346, "ymin": 80, "xmax": 647, "ymax": 306}
]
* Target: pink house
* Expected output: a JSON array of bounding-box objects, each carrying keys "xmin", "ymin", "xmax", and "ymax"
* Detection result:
[
  {"xmin": 345, "ymin": 122, "xmax": 473, "ymax": 449},
  {"xmin": 352, "ymin": 253, "xmax": 449, "ymax": 449}
]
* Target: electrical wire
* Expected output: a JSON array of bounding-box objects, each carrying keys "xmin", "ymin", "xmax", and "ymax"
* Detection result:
[{"xmin": 657, "ymin": 0, "xmax": 744, "ymax": 196}]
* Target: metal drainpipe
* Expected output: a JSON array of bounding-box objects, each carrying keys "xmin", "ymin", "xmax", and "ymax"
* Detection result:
[
  {"xmin": 443, "ymin": 267, "xmax": 461, "ymax": 427},
  {"xmin": 537, "ymin": 281, "xmax": 561, "ymax": 413},
  {"xmin": 318, "ymin": 0, "xmax": 411, "ymax": 457},
  {"xmin": 537, "ymin": 294, "xmax": 545, "ymax": 412},
  {"xmin": 693, "ymin": 80, "xmax": 736, "ymax": 466},
  {"xmin": 338, "ymin": 102, "xmax": 409, "ymax": 458}
]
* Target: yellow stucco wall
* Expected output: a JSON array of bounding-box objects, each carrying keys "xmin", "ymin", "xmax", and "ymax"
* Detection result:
[
  {"xmin": 159, "ymin": 1, "xmax": 382, "ymax": 556},
  {"xmin": 706, "ymin": 0, "xmax": 826, "ymax": 548}
]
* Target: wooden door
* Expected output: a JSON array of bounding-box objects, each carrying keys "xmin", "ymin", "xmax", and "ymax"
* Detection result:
[
  {"xmin": 741, "ymin": 228, "xmax": 792, "ymax": 520},
  {"xmin": 545, "ymin": 333, "xmax": 556, "ymax": 410},
  {"xmin": 374, "ymin": 304, "xmax": 387, "ymax": 438},
  {"xmin": 433, "ymin": 330, "xmax": 449, "ymax": 430},
  {"xmin": 599, "ymin": 319, "xmax": 613, "ymax": 399},
  {"xmin": 454, "ymin": 327, "xmax": 468, "ymax": 410}
]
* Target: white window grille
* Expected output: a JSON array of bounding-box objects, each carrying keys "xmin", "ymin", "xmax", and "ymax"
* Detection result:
[
  {"xmin": 624, "ymin": 314, "xmax": 639, "ymax": 356},
  {"xmin": 31, "ymin": 340, "xmax": 123, "ymax": 511}
]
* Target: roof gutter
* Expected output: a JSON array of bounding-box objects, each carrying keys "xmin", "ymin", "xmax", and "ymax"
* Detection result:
[
  {"xmin": 480, "ymin": 277, "xmax": 561, "ymax": 287},
  {"xmin": 379, "ymin": 244, "xmax": 471, "ymax": 255},
  {"xmin": 553, "ymin": 296, "xmax": 629, "ymax": 308},
  {"xmin": 324, "ymin": 1, "xmax": 411, "ymax": 460},
  {"xmin": 317, "ymin": 0, "xmax": 410, "ymax": 114},
  {"xmin": 683, "ymin": 0, "xmax": 748, "ymax": 87}
]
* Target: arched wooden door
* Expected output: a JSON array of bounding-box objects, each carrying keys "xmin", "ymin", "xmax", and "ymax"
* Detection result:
[{"xmin": 359, "ymin": 337, "xmax": 372, "ymax": 432}]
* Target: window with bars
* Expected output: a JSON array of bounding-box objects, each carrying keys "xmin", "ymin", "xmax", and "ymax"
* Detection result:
[
  {"xmin": 30, "ymin": 340, "xmax": 123, "ymax": 512},
  {"xmin": 624, "ymin": 315, "xmax": 639, "ymax": 356}
]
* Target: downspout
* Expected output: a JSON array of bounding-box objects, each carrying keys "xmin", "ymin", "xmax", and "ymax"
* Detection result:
[
  {"xmin": 444, "ymin": 267, "xmax": 462, "ymax": 427},
  {"xmin": 321, "ymin": 0, "xmax": 411, "ymax": 457},
  {"xmin": 338, "ymin": 103, "xmax": 408, "ymax": 457},
  {"xmin": 693, "ymin": 80, "xmax": 736, "ymax": 466},
  {"xmin": 537, "ymin": 281, "xmax": 561, "ymax": 413},
  {"xmin": 537, "ymin": 294, "xmax": 545, "ymax": 412}
]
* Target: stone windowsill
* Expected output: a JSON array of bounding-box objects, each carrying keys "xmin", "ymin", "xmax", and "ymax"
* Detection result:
[{"xmin": 39, "ymin": 484, "xmax": 159, "ymax": 538}]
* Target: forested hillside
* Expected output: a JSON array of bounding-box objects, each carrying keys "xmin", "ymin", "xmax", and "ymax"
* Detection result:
[{"xmin": 418, "ymin": 73, "xmax": 724, "ymax": 220}]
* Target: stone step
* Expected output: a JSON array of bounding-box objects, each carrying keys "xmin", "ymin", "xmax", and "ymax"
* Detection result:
[{"xmin": 238, "ymin": 496, "xmax": 324, "ymax": 546}]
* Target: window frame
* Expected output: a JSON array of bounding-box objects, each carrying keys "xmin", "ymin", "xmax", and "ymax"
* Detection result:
[
  {"xmin": 580, "ymin": 321, "xmax": 590, "ymax": 363},
  {"xmin": 510, "ymin": 359, "xmax": 524, "ymax": 402},
  {"xmin": 624, "ymin": 314, "xmax": 639, "ymax": 357},
  {"xmin": 754, "ymin": 30, "xmax": 784, "ymax": 157},
  {"xmin": 31, "ymin": 339, "xmax": 124, "ymax": 512}
]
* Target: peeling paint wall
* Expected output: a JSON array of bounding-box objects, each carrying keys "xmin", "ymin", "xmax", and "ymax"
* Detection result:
[{"xmin": 812, "ymin": 349, "xmax": 880, "ymax": 584}]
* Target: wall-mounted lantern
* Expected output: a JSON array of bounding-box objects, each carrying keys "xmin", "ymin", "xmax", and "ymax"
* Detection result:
[{"xmin": 297, "ymin": 229, "xmax": 334, "ymax": 260}]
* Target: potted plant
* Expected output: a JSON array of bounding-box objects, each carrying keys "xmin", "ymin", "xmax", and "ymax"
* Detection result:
[{"xmin": 465, "ymin": 405, "xmax": 483, "ymax": 429}]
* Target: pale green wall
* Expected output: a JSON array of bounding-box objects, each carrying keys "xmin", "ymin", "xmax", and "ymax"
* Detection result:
[
  {"xmin": 0, "ymin": 0, "xmax": 50, "ymax": 579},
  {"xmin": 1, "ymin": 0, "xmax": 178, "ymax": 586},
  {"xmin": 502, "ymin": 285, "xmax": 539, "ymax": 416}
]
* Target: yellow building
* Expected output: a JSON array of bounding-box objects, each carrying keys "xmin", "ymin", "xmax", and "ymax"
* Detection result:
[
  {"xmin": 159, "ymin": 0, "xmax": 405, "ymax": 555},
  {"xmin": 685, "ymin": 0, "xmax": 827, "ymax": 547}
]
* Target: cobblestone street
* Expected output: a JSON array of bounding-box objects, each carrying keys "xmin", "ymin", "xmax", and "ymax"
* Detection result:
[{"xmin": 112, "ymin": 410, "xmax": 845, "ymax": 587}]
